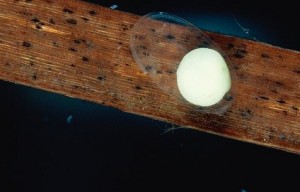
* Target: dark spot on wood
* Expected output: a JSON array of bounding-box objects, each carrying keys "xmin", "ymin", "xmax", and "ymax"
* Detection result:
[
  {"xmin": 166, "ymin": 70, "xmax": 175, "ymax": 74},
  {"xmin": 157, "ymin": 70, "xmax": 162, "ymax": 74},
  {"xmin": 74, "ymin": 39, "xmax": 81, "ymax": 44},
  {"xmin": 135, "ymin": 86, "xmax": 142, "ymax": 90},
  {"xmin": 291, "ymin": 106, "xmax": 299, "ymax": 111},
  {"xmin": 81, "ymin": 17, "xmax": 89, "ymax": 21},
  {"xmin": 166, "ymin": 34, "xmax": 175, "ymax": 40},
  {"xmin": 143, "ymin": 51, "xmax": 149, "ymax": 56},
  {"xmin": 234, "ymin": 65, "xmax": 239, "ymax": 70},
  {"xmin": 68, "ymin": 48, "xmax": 77, "ymax": 52},
  {"xmin": 66, "ymin": 19, "xmax": 77, "ymax": 25},
  {"xmin": 52, "ymin": 41, "xmax": 59, "ymax": 47},
  {"xmin": 5, "ymin": 62, "xmax": 10, "ymax": 67},
  {"xmin": 239, "ymin": 109, "xmax": 252, "ymax": 120},
  {"xmin": 293, "ymin": 69, "xmax": 300, "ymax": 74},
  {"xmin": 138, "ymin": 45, "xmax": 146, "ymax": 50},
  {"xmin": 227, "ymin": 43, "xmax": 234, "ymax": 49},
  {"xmin": 183, "ymin": 36, "xmax": 190, "ymax": 43},
  {"xmin": 21, "ymin": 11, "xmax": 32, "ymax": 16},
  {"xmin": 275, "ymin": 81, "xmax": 284, "ymax": 86},
  {"xmin": 86, "ymin": 40, "xmax": 93, "ymax": 48},
  {"xmin": 234, "ymin": 49, "xmax": 247, "ymax": 58},
  {"xmin": 31, "ymin": 17, "xmax": 40, "ymax": 23},
  {"xmin": 259, "ymin": 96, "xmax": 269, "ymax": 100},
  {"xmin": 277, "ymin": 99, "xmax": 286, "ymax": 104},
  {"xmin": 82, "ymin": 56, "xmax": 89, "ymax": 62},
  {"xmin": 30, "ymin": 61, "xmax": 34, "ymax": 66},
  {"xmin": 40, "ymin": 22, "xmax": 45, "ymax": 26},
  {"xmin": 63, "ymin": 8, "xmax": 73, "ymax": 14},
  {"xmin": 89, "ymin": 10, "xmax": 97, "ymax": 15},
  {"xmin": 118, "ymin": 42, "xmax": 123, "ymax": 45},
  {"xmin": 197, "ymin": 36, "xmax": 203, "ymax": 40},
  {"xmin": 73, "ymin": 39, "xmax": 86, "ymax": 45},
  {"xmin": 22, "ymin": 41, "xmax": 32, "ymax": 47},
  {"xmin": 261, "ymin": 53, "xmax": 270, "ymax": 58},
  {"xmin": 35, "ymin": 24, "xmax": 42, "ymax": 29},
  {"xmin": 70, "ymin": 64, "xmax": 75, "ymax": 67},
  {"xmin": 282, "ymin": 110, "xmax": 288, "ymax": 117},
  {"xmin": 271, "ymin": 89, "xmax": 278, "ymax": 93},
  {"xmin": 145, "ymin": 65, "xmax": 153, "ymax": 72},
  {"xmin": 97, "ymin": 75, "xmax": 106, "ymax": 81},
  {"xmin": 224, "ymin": 94, "xmax": 233, "ymax": 101},
  {"xmin": 279, "ymin": 134, "xmax": 286, "ymax": 141},
  {"xmin": 100, "ymin": 25, "xmax": 107, "ymax": 28},
  {"xmin": 267, "ymin": 127, "xmax": 276, "ymax": 140},
  {"xmin": 202, "ymin": 41, "xmax": 209, "ymax": 46},
  {"xmin": 134, "ymin": 35, "xmax": 145, "ymax": 40},
  {"xmin": 150, "ymin": 28, "xmax": 155, "ymax": 32},
  {"xmin": 237, "ymin": 72, "xmax": 247, "ymax": 80},
  {"xmin": 120, "ymin": 23, "xmax": 133, "ymax": 31},
  {"xmin": 32, "ymin": 74, "xmax": 37, "ymax": 80},
  {"xmin": 25, "ymin": 0, "xmax": 32, "ymax": 3},
  {"xmin": 49, "ymin": 18, "xmax": 55, "ymax": 24}
]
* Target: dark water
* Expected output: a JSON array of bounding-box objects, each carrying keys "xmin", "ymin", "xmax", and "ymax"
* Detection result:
[{"xmin": 1, "ymin": 1, "xmax": 299, "ymax": 191}]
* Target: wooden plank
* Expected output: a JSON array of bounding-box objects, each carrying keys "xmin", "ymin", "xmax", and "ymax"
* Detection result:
[{"xmin": 0, "ymin": 0, "xmax": 299, "ymax": 154}]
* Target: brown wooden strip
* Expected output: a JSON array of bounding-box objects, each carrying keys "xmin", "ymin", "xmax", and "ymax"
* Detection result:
[{"xmin": 0, "ymin": 0, "xmax": 299, "ymax": 154}]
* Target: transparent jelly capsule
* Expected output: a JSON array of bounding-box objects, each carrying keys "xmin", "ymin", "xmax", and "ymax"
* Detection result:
[{"xmin": 130, "ymin": 12, "xmax": 236, "ymax": 115}]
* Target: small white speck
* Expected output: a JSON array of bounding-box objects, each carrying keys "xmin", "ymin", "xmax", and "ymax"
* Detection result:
[
  {"xmin": 110, "ymin": 4, "xmax": 118, "ymax": 10},
  {"xmin": 66, "ymin": 115, "xmax": 73, "ymax": 124}
]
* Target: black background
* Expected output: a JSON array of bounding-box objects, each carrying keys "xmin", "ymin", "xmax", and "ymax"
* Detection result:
[{"xmin": 1, "ymin": 0, "xmax": 299, "ymax": 191}]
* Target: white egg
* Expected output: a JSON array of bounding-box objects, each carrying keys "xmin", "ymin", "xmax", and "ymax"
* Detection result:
[{"xmin": 176, "ymin": 48, "xmax": 231, "ymax": 107}]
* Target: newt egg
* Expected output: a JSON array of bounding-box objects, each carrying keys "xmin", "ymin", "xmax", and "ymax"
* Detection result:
[
  {"xmin": 177, "ymin": 48, "xmax": 231, "ymax": 107},
  {"xmin": 130, "ymin": 12, "xmax": 235, "ymax": 114}
]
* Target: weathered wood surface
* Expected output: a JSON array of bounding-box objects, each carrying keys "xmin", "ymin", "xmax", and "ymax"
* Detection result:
[{"xmin": 0, "ymin": 0, "xmax": 299, "ymax": 154}]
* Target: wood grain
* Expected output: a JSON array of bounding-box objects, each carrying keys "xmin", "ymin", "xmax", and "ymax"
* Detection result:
[{"xmin": 0, "ymin": 0, "xmax": 299, "ymax": 154}]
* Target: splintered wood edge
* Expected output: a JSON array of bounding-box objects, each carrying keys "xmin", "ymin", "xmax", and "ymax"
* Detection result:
[{"xmin": 0, "ymin": 0, "xmax": 299, "ymax": 154}]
